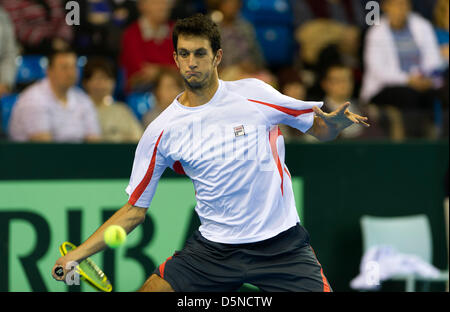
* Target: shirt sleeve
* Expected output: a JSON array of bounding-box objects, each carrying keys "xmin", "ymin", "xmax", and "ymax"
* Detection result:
[
  {"xmin": 228, "ymin": 78, "xmax": 323, "ymax": 133},
  {"xmin": 125, "ymin": 127, "xmax": 169, "ymax": 208}
]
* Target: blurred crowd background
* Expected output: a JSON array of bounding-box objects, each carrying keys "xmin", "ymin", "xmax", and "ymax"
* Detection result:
[{"xmin": 0, "ymin": 0, "xmax": 448, "ymax": 143}]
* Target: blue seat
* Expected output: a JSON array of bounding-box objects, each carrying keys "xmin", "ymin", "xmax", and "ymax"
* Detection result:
[
  {"xmin": 126, "ymin": 92, "xmax": 155, "ymax": 121},
  {"xmin": 15, "ymin": 55, "xmax": 47, "ymax": 84},
  {"xmin": 254, "ymin": 25, "xmax": 295, "ymax": 66},
  {"xmin": 0, "ymin": 93, "xmax": 19, "ymax": 133},
  {"xmin": 241, "ymin": 0, "xmax": 293, "ymax": 25}
]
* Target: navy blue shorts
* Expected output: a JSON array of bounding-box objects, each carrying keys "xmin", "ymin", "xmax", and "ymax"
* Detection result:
[{"xmin": 154, "ymin": 223, "xmax": 332, "ymax": 292}]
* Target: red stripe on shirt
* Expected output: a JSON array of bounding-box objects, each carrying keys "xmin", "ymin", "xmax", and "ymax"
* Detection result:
[
  {"xmin": 173, "ymin": 160, "xmax": 186, "ymax": 175},
  {"xmin": 269, "ymin": 126, "xmax": 284, "ymax": 195},
  {"xmin": 248, "ymin": 99, "xmax": 313, "ymax": 117},
  {"xmin": 128, "ymin": 131, "xmax": 164, "ymax": 206}
]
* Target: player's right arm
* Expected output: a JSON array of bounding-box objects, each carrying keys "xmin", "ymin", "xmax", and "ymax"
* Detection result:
[
  {"xmin": 52, "ymin": 203, "xmax": 147, "ymax": 281},
  {"xmin": 52, "ymin": 125, "xmax": 169, "ymax": 281}
]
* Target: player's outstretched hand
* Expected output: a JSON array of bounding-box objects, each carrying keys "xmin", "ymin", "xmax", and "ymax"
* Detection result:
[
  {"xmin": 51, "ymin": 257, "xmax": 77, "ymax": 283},
  {"xmin": 312, "ymin": 102, "xmax": 370, "ymax": 131}
]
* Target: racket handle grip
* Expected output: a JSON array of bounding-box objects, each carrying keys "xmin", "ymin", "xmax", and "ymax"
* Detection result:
[{"xmin": 54, "ymin": 266, "xmax": 64, "ymax": 277}]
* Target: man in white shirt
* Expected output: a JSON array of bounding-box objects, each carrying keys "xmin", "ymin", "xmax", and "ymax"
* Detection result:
[
  {"xmin": 52, "ymin": 14, "xmax": 369, "ymax": 292},
  {"xmin": 9, "ymin": 49, "xmax": 101, "ymax": 142}
]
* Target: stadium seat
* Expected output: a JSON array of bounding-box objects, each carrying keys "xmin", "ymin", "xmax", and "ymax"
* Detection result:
[
  {"xmin": 15, "ymin": 55, "xmax": 48, "ymax": 85},
  {"xmin": 0, "ymin": 93, "xmax": 18, "ymax": 133},
  {"xmin": 254, "ymin": 25, "xmax": 295, "ymax": 66},
  {"xmin": 241, "ymin": 0, "xmax": 293, "ymax": 24},
  {"xmin": 360, "ymin": 214, "xmax": 449, "ymax": 291},
  {"xmin": 240, "ymin": 0, "xmax": 295, "ymax": 66},
  {"xmin": 126, "ymin": 92, "xmax": 156, "ymax": 121}
]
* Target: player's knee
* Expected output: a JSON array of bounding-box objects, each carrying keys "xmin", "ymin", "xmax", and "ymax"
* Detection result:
[{"xmin": 139, "ymin": 274, "xmax": 175, "ymax": 292}]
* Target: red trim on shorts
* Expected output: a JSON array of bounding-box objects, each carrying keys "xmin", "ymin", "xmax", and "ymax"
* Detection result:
[
  {"xmin": 309, "ymin": 246, "xmax": 331, "ymax": 292},
  {"xmin": 248, "ymin": 99, "xmax": 314, "ymax": 117},
  {"xmin": 128, "ymin": 131, "xmax": 164, "ymax": 206},
  {"xmin": 159, "ymin": 256, "xmax": 173, "ymax": 279}
]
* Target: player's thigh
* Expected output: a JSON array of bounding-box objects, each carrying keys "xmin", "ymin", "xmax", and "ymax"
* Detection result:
[{"xmin": 138, "ymin": 273, "xmax": 175, "ymax": 292}]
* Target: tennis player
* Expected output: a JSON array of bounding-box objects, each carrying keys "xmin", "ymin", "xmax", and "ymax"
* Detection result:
[{"xmin": 52, "ymin": 13, "xmax": 369, "ymax": 292}]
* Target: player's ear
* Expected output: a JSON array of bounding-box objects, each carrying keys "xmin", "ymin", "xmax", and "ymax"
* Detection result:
[
  {"xmin": 213, "ymin": 49, "xmax": 223, "ymax": 67},
  {"xmin": 173, "ymin": 51, "xmax": 180, "ymax": 68}
]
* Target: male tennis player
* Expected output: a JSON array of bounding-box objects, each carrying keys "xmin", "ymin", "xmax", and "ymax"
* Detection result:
[{"xmin": 52, "ymin": 14, "xmax": 369, "ymax": 292}]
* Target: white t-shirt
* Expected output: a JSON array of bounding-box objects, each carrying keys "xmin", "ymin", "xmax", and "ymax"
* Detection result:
[
  {"xmin": 9, "ymin": 78, "xmax": 101, "ymax": 142},
  {"xmin": 126, "ymin": 78, "xmax": 323, "ymax": 244}
]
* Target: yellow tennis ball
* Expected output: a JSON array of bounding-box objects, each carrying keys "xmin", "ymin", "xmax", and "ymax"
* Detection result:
[{"xmin": 104, "ymin": 225, "xmax": 127, "ymax": 248}]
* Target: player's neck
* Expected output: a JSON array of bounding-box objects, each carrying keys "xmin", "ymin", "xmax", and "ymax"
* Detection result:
[{"xmin": 179, "ymin": 77, "xmax": 220, "ymax": 108}]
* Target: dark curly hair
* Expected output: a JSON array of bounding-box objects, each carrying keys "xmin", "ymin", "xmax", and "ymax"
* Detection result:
[{"xmin": 172, "ymin": 13, "xmax": 221, "ymax": 55}]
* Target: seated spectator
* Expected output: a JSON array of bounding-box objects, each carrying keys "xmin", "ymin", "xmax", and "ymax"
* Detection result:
[
  {"xmin": 321, "ymin": 64, "xmax": 388, "ymax": 140},
  {"xmin": 360, "ymin": 0, "xmax": 444, "ymax": 138},
  {"xmin": 120, "ymin": 0, "xmax": 177, "ymax": 92},
  {"xmin": 210, "ymin": 0, "xmax": 265, "ymax": 70},
  {"xmin": 82, "ymin": 57, "xmax": 143, "ymax": 143},
  {"xmin": 276, "ymin": 68, "xmax": 308, "ymax": 142},
  {"xmin": 142, "ymin": 68, "xmax": 184, "ymax": 128},
  {"xmin": 8, "ymin": 49, "xmax": 101, "ymax": 142},
  {"xmin": 0, "ymin": 6, "xmax": 17, "ymax": 97},
  {"xmin": 0, "ymin": 0, "xmax": 73, "ymax": 54},
  {"xmin": 295, "ymin": 19, "xmax": 362, "ymax": 98}
]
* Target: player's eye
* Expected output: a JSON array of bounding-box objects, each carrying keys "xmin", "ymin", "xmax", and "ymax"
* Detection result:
[
  {"xmin": 179, "ymin": 51, "xmax": 189, "ymax": 58},
  {"xmin": 195, "ymin": 51, "xmax": 206, "ymax": 57}
]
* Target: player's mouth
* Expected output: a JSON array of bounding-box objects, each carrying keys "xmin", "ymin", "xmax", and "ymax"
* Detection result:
[{"xmin": 186, "ymin": 71, "xmax": 200, "ymax": 76}]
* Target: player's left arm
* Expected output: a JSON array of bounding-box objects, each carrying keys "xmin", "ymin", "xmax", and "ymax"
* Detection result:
[{"xmin": 306, "ymin": 102, "xmax": 370, "ymax": 142}]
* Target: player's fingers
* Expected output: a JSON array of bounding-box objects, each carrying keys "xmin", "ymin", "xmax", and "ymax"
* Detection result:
[
  {"xmin": 357, "ymin": 117, "xmax": 371, "ymax": 127},
  {"xmin": 312, "ymin": 106, "xmax": 326, "ymax": 118},
  {"xmin": 337, "ymin": 102, "xmax": 351, "ymax": 114},
  {"xmin": 52, "ymin": 264, "xmax": 66, "ymax": 281}
]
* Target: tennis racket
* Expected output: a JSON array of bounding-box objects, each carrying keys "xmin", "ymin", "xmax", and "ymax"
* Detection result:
[{"xmin": 54, "ymin": 241, "xmax": 113, "ymax": 292}]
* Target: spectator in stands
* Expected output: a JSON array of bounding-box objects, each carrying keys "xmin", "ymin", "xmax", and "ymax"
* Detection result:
[
  {"xmin": 0, "ymin": 6, "xmax": 17, "ymax": 97},
  {"xmin": 210, "ymin": 0, "xmax": 265, "ymax": 69},
  {"xmin": 0, "ymin": 0, "xmax": 73, "ymax": 54},
  {"xmin": 321, "ymin": 64, "xmax": 375, "ymax": 140},
  {"xmin": 360, "ymin": 0, "xmax": 444, "ymax": 138},
  {"xmin": 82, "ymin": 57, "xmax": 143, "ymax": 143},
  {"xmin": 73, "ymin": 0, "xmax": 139, "ymax": 59},
  {"xmin": 120, "ymin": 0, "xmax": 177, "ymax": 93},
  {"xmin": 142, "ymin": 68, "xmax": 183, "ymax": 128},
  {"xmin": 207, "ymin": 0, "xmax": 276, "ymax": 85},
  {"xmin": 276, "ymin": 68, "xmax": 308, "ymax": 142},
  {"xmin": 8, "ymin": 49, "xmax": 101, "ymax": 142},
  {"xmin": 290, "ymin": 0, "xmax": 366, "ymax": 29}
]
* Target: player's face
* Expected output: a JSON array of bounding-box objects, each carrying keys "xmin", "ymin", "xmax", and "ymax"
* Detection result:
[{"xmin": 174, "ymin": 35, "xmax": 222, "ymax": 90}]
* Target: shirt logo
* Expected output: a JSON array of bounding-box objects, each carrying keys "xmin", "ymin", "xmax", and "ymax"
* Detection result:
[{"xmin": 234, "ymin": 125, "xmax": 245, "ymax": 137}]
